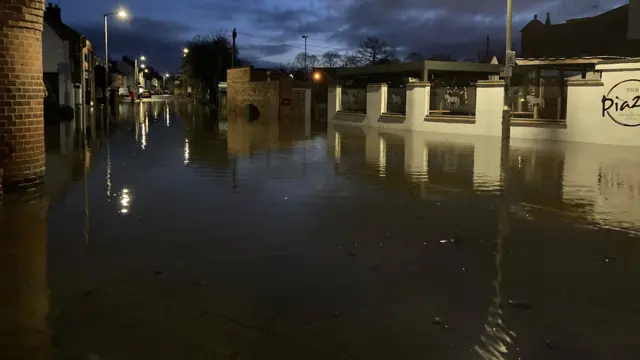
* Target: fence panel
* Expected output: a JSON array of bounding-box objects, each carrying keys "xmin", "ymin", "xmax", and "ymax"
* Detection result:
[
  {"xmin": 386, "ymin": 87, "xmax": 406, "ymax": 114},
  {"xmin": 429, "ymin": 86, "xmax": 477, "ymax": 116},
  {"xmin": 341, "ymin": 87, "xmax": 367, "ymax": 113},
  {"xmin": 510, "ymin": 70, "xmax": 567, "ymax": 120}
]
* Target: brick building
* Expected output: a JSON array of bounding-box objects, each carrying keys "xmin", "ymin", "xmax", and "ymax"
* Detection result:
[
  {"xmin": 521, "ymin": 2, "xmax": 640, "ymax": 58},
  {"xmin": 0, "ymin": 0, "xmax": 47, "ymax": 186}
]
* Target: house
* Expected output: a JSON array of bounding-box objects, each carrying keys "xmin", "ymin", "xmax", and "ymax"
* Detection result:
[
  {"xmin": 521, "ymin": 1, "xmax": 640, "ymax": 58},
  {"xmin": 43, "ymin": 3, "xmax": 95, "ymax": 108},
  {"xmin": 117, "ymin": 57, "xmax": 136, "ymax": 95}
]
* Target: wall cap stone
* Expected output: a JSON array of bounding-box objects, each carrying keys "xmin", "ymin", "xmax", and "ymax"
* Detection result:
[
  {"xmin": 367, "ymin": 83, "xmax": 388, "ymax": 87},
  {"xmin": 566, "ymin": 79, "xmax": 604, "ymax": 87},
  {"xmin": 406, "ymin": 81, "xmax": 431, "ymax": 88},
  {"xmin": 477, "ymin": 80, "xmax": 505, "ymax": 88}
]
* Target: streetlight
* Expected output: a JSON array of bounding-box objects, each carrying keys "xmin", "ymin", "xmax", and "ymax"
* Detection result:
[
  {"xmin": 183, "ymin": 48, "xmax": 189, "ymax": 57},
  {"xmin": 140, "ymin": 55, "xmax": 146, "ymax": 62},
  {"xmin": 164, "ymin": 73, "xmax": 169, "ymax": 88},
  {"xmin": 103, "ymin": 8, "xmax": 128, "ymax": 111},
  {"xmin": 503, "ymin": 0, "xmax": 513, "ymax": 140},
  {"xmin": 302, "ymin": 35, "xmax": 308, "ymax": 80},
  {"xmin": 313, "ymin": 72, "xmax": 321, "ymax": 81},
  {"xmin": 140, "ymin": 63, "xmax": 146, "ymax": 69}
]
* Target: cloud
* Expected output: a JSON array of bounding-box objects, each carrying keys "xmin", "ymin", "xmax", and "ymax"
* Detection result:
[
  {"xmin": 193, "ymin": 0, "xmax": 623, "ymax": 60},
  {"xmin": 69, "ymin": 17, "xmax": 195, "ymax": 72},
  {"xmin": 59, "ymin": 0, "xmax": 625, "ymax": 68}
]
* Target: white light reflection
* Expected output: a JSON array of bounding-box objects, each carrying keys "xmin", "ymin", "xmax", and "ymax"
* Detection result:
[
  {"xmin": 165, "ymin": 105, "xmax": 170, "ymax": 127},
  {"xmin": 184, "ymin": 138, "xmax": 190, "ymax": 164},
  {"xmin": 334, "ymin": 132, "xmax": 341, "ymax": 163},
  {"xmin": 119, "ymin": 188, "xmax": 131, "ymax": 214},
  {"xmin": 379, "ymin": 137, "xmax": 387, "ymax": 178}
]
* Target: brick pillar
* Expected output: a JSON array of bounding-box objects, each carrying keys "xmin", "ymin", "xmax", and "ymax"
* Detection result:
[{"xmin": 0, "ymin": 0, "xmax": 46, "ymax": 186}]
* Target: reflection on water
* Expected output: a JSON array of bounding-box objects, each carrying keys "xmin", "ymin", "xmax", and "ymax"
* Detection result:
[
  {"xmin": 1, "ymin": 102, "xmax": 639, "ymax": 359},
  {"xmin": 331, "ymin": 124, "xmax": 640, "ymax": 234}
]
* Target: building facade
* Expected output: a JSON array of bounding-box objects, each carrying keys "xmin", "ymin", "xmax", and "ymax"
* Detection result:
[
  {"xmin": 42, "ymin": 3, "xmax": 94, "ymax": 106},
  {"xmin": 521, "ymin": 2, "xmax": 640, "ymax": 58}
]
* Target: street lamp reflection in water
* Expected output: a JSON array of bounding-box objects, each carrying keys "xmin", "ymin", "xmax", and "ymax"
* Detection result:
[
  {"xmin": 119, "ymin": 188, "xmax": 131, "ymax": 214},
  {"xmin": 184, "ymin": 138, "xmax": 190, "ymax": 165}
]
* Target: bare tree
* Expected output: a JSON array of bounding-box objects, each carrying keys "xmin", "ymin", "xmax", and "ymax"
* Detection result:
[
  {"xmin": 322, "ymin": 51, "xmax": 342, "ymax": 67},
  {"xmin": 341, "ymin": 52, "xmax": 361, "ymax": 67},
  {"xmin": 356, "ymin": 36, "xmax": 396, "ymax": 65},
  {"xmin": 292, "ymin": 52, "xmax": 319, "ymax": 70},
  {"xmin": 405, "ymin": 52, "xmax": 424, "ymax": 62}
]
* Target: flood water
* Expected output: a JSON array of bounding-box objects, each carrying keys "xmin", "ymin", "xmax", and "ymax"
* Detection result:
[{"xmin": 2, "ymin": 100, "xmax": 640, "ymax": 359}]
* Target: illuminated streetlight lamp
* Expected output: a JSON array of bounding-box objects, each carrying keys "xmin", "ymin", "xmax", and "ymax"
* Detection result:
[
  {"xmin": 140, "ymin": 63, "xmax": 146, "ymax": 69},
  {"xmin": 104, "ymin": 8, "xmax": 129, "ymax": 111},
  {"xmin": 313, "ymin": 72, "xmax": 321, "ymax": 81},
  {"xmin": 140, "ymin": 55, "xmax": 146, "ymax": 61},
  {"xmin": 183, "ymin": 48, "xmax": 189, "ymax": 57}
]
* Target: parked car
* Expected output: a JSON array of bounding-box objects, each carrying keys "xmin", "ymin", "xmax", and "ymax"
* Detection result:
[{"xmin": 140, "ymin": 90, "xmax": 152, "ymax": 98}]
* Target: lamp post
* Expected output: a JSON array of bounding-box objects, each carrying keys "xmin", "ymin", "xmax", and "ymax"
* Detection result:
[
  {"xmin": 502, "ymin": 0, "xmax": 513, "ymax": 141},
  {"xmin": 302, "ymin": 35, "xmax": 308, "ymax": 80},
  {"xmin": 164, "ymin": 73, "xmax": 169, "ymax": 89},
  {"xmin": 103, "ymin": 9, "xmax": 127, "ymax": 112}
]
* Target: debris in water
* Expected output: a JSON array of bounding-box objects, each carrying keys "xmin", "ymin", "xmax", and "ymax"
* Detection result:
[
  {"xmin": 440, "ymin": 235, "xmax": 465, "ymax": 244},
  {"xmin": 432, "ymin": 317, "xmax": 442, "ymax": 326},
  {"xmin": 603, "ymin": 256, "xmax": 616, "ymax": 263},
  {"xmin": 544, "ymin": 340, "xmax": 554, "ymax": 349},
  {"xmin": 462, "ymin": 267, "xmax": 467, "ymax": 272},
  {"xmin": 508, "ymin": 300, "xmax": 533, "ymax": 310}
]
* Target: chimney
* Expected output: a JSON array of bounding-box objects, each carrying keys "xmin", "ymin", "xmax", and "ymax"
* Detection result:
[
  {"xmin": 44, "ymin": 3, "xmax": 62, "ymax": 23},
  {"xmin": 545, "ymin": 12, "xmax": 551, "ymax": 25},
  {"xmin": 629, "ymin": 0, "xmax": 640, "ymax": 40}
]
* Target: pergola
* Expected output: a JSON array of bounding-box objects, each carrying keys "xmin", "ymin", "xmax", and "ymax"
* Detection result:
[{"xmin": 335, "ymin": 60, "xmax": 501, "ymax": 85}]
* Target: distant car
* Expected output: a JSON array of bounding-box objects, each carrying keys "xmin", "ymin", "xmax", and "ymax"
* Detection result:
[{"xmin": 140, "ymin": 90, "xmax": 151, "ymax": 98}]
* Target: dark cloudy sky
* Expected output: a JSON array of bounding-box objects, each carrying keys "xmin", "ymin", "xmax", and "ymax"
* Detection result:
[{"xmin": 54, "ymin": 0, "xmax": 625, "ymax": 72}]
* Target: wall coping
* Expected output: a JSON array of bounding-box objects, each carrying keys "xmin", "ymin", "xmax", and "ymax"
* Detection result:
[
  {"xmin": 406, "ymin": 81, "xmax": 431, "ymax": 88},
  {"xmin": 425, "ymin": 115, "xmax": 476, "ymax": 124},
  {"xmin": 476, "ymin": 80, "xmax": 505, "ymax": 88},
  {"xmin": 367, "ymin": 83, "xmax": 388, "ymax": 87},
  {"xmin": 566, "ymin": 79, "xmax": 604, "ymax": 87}
]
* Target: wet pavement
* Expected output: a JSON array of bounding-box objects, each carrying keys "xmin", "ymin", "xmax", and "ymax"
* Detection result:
[{"xmin": 1, "ymin": 100, "xmax": 640, "ymax": 359}]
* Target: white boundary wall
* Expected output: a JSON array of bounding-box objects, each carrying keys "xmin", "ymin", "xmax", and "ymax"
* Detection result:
[{"xmin": 328, "ymin": 59, "xmax": 640, "ymax": 146}]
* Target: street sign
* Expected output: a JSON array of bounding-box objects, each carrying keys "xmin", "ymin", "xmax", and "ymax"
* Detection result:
[
  {"xmin": 506, "ymin": 51, "xmax": 516, "ymax": 67},
  {"xmin": 500, "ymin": 67, "xmax": 512, "ymax": 78}
]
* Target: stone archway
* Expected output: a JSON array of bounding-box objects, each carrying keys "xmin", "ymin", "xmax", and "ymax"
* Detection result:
[{"xmin": 0, "ymin": 0, "xmax": 46, "ymax": 187}]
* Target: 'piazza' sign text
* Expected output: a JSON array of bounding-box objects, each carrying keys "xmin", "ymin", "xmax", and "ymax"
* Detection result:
[{"xmin": 602, "ymin": 79, "xmax": 640, "ymax": 127}]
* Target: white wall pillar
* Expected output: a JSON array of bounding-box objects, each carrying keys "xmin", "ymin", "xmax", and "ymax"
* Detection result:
[
  {"xmin": 405, "ymin": 82, "xmax": 430, "ymax": 130},
  {"xmin": 475, "ymin": 80, "xmax": 504, "ymax": 137},
  {"xmin": 328, "ymin": 85, "xmax": 341, "ymax": 121},
  {"xmin": 366, "ymin": 83, "xmax": 387, "ymax": 126}
]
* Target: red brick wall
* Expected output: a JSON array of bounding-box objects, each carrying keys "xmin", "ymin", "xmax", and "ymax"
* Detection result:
[{"xmin": 0, "ymin": 0, "xmax": 46, "ymax": 185}]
